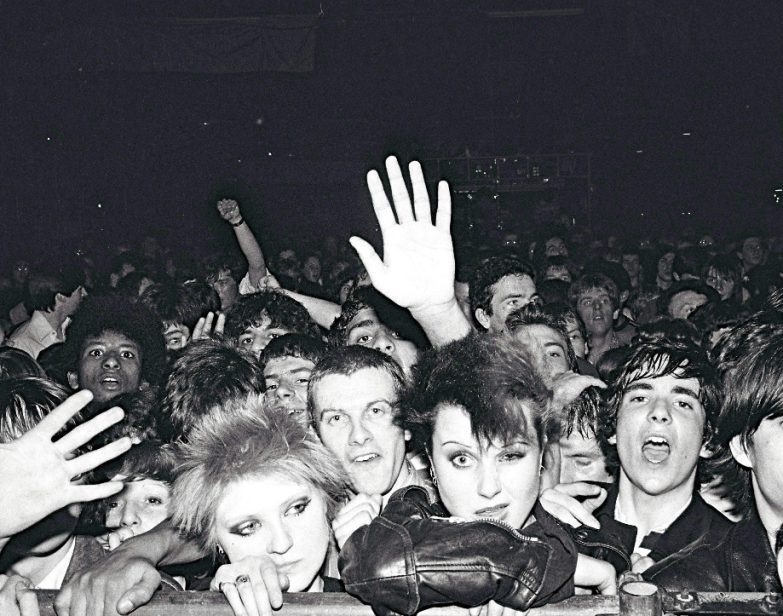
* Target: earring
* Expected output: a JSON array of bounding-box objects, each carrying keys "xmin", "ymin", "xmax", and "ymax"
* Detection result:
[
  {"xmin": 428, "ymin": 466, "xmax": 438, "ymax": 487},
  {"xmin": 217, "ymin": 546, "xmax": 225, "ymax": 555}
]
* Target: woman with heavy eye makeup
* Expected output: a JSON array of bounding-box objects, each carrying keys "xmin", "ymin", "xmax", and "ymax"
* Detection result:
[
  {"xmin": 171, "ymin": 409, "xmax": 349, "ymax": 616},
  {"xmin": 340, "ymin": 334, "xmax": 616, "ymax": 616}
]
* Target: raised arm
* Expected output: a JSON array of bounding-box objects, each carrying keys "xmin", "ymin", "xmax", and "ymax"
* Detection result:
[
  {"xmin": 349, "ymin": 156, "xmax": 472, "ymax": 347},
  {"xmin": 217, "ymin": 198, "xmax": 267, "ymax": 290}
]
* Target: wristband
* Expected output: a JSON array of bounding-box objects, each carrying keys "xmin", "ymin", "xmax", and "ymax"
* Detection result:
[{"xmin": 231, "ymin": 218, "xmax": 245, "ymax": 227}]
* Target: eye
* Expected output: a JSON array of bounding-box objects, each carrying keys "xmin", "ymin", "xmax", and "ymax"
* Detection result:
[
  {"xmin": 449, "ymin": 452, "xmax": 473, "ymax": 468},
  {"xmin": 506, "ymin": 298, "xmax": 519, "ymax": 308},
  {"xmin": 146, "ymin": 497, "xmax": 164, "ymax": 506},
  {"xmin": 88, "ymin": 348, "xmax": 102, "ymax": 357},
  {"xmin": 548, "ymin": 349, "xmax": 564, "ymax": 359},
  {"xmin": 325, "ymin": 413, "xmax": 344, "ymax": 425},
  {"xmin": 356, "ymin": 334, "xmax": 372, "ymax": 345},
  {"xmin": 368, "ymin": 406, "xmax": 387, "ymax": 417},
  {"xmin": 240, "ymin": 337, "xmax": 253, "ymax": 346},
  {"xmin": 287, "ymin": 498, "xmax": 310, "ymax": 516},
  {"xmin": 121, "ymin": 350, "xmax": 136, "ymax": 359},
  {"xmin": 629, "ymin": 394, "xmax": 647, "ymax": 404},
  {"xmin": 234, "ymin": 521, "xmax": 261, "ymax": 536},
  {"xmin": 676, "ymin": 400, "xmax": 695, "ymax": 410},
  {"xmin": 106, "ymin": 500, "xmax": 120, "ymax": 509},
  {"xmin": 295, "ymin": 378, "xmax": 310, "ymax": 385},
  {"xmin": 499, "ymin": 451, "xmax": 526, "ymax": 463},
  {"xmin": 573, "ymin": 457, "xmax": 592, "ymax": 468},
  {"xmin": 266, "ymin": 383, "xmax": 278, "ymax": 391},
  {"xmin": 268, "ymin": 332, "xmax": 280, "ymax": 341}
]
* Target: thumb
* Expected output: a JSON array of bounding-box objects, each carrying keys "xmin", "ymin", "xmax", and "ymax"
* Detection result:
[
  {"xmin": 349, "ymin": 237, "xmax": 386, "ymax": 283},
  {"xmin": 278, "ymin": 572, "xmax": 290, "ymax": 592},
  {"xmin": 116, "ymin": 569, "xmax": 161, "ymax": 614}
]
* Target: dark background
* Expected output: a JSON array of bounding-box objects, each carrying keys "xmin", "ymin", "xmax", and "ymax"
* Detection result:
[{"xmin": 2, "ymin": 1, "xmax": 782, "ymax": 264}]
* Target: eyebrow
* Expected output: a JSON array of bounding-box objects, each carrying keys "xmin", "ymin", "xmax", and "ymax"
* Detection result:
[
  {"xmin": 347, "ymin": 318, "xmax": 377, "ymax": 332},
  {"xmin": 544, "ymin": 341, "xmax": 566, "ymax": 353},
  {"xmin": 223, "ymin": 493, "xmax": 309, "ymax": 527},
  {"xmin": 264, "ymin": 367, "xmax": 312, "ymax": 380},
  {"xmin": 671, "ymin": 385, "xmax": 700, "ymax": 399},
  {"xmin": 318, "ymin": 398, "xmax": 392, "ymax": 421}
]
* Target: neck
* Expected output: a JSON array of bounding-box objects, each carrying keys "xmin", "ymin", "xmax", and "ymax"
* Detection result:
[
  {"xmin": 616, "ymin": 470, "xmax": 694, "ymax": 538},
  {"xmin": 3, "ymin": 536, "xmax": 75, "ymax": 587},
  {"xmin": 587, "ymin": 330, "xmax": 614, "ymax": 362},
  {"xmin": 381, "ymin": 459, "xmax": 414, "ymax": 508},
  {"xmin": 41, "ymin": 309, "xmax": 63, "ymax": 331},
  {"xmin": 752, "ymin": 476, "xmax": 783, "ymax": 555},
  {"xmin": 657, "ymin": 276, "xmax": 672, "ymax": 291},
  {"xmin": 305, "ymin": 575, "xmax": 324, "ymax": 593}
]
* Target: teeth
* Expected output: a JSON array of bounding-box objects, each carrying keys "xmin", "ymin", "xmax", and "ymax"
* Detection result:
[
  {"xmin": 354, "ymin": 454, "xmax": 378, "ymax": 463},
  {"xmin": 645, "ymin": 437, "xmax": 669, "ymax": 446}
]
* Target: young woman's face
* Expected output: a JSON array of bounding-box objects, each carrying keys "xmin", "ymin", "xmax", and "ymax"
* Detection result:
[
  {"xmin": 430, "ymin": 404, "xmax": 542, "ymax": 529},
  {"xmin": 215, "ymin": 474, "xmax": 330, "ymax": 592}
]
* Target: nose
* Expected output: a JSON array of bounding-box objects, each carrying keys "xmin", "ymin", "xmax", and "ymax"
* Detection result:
[
  {"xmin": 349, "ymin": 416, "xmax": 372, "ymax": 446},
  {"xmin": 648, "ymin": 397, "xmax": 671, "ymax": 423},
  {"xmin": 251, "ymin": 337, "xmax": 266, "ymax": 357},
  {"xmin": 120, "ymin": 503, "xmax": 140, "ymax": 528},
  {"xmin": 266, "ymin": 519, "xmax": 293, "ymax": 555},
  {"xmin": 477, "ymin": 461, "xmax": 502, "ymax": 499},
  {"xmin": 275, "ymin": 381, "xmax": 294, "ymax": 400},
  {"xmin": 372, "ymin": 329, "xmax": 395, "ymax": 355},
  {"xmin": 102, "ymin": 352, "xmax": 120, "ymax": 369}
]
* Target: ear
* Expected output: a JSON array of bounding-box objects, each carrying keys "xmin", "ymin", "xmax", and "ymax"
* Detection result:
[
  {"xmin": 608, "ymin": 434, "xmax": 617, "ymax": 445},
  {"xmin": 474, "ymin": 307, "xmax": 491, "ymax": 330},
  {"xmin": 404, "ymin": 429, "xmax": 411, "ymax": 442},
  {"xmin": 620, "ymin": 290, "xmax": 630, "ymax": 305},
  {"xmin": 67, "ymin": 371, "xmax": 80, "ymax": 390},
  {"xmin": 729, "ymin": 434, "xmax": 753, "ymax": 469},
  {"xmin": 698, "ymin": 441, "xmax": 713, "ymax": 459},
  {"xmin": 54, "ymin": 292, "xmax": 67, "ymax": 305}
]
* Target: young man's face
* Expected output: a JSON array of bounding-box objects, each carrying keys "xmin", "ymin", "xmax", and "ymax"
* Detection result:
[
  {"xmin": 344, "ymin": 307, "xmax": 419, "ymax": 378},
  {"xmin": 576, "ymin": 287, "xmax": 617, "ymax": 337},
  {"xmin": 312, "ymin": 367, "xmax": 407, "ymax": 496},
  {"xmin": 209, "ymin": 269, "xmax": 239, "ymax": 311},
  {"xmin": 741, "ymin": 237, "xmax": 765, "ymax": 269},
  {"xmin": 104, "ymin": 477, "xmax": 171, "ymax": 536},
  {"xmin": 622, "ymin": 254, "xmax": 641, "ymax": 280},
  {"xmin": 263, "ymin": 355, "xmax": 315, "ymax": 425},
  {"xmin": 237, "ymin": 315, "xmax": 291, "ymax": 358},
  {"xmin": 545, "ymin": 237, "xmax": 568, "ymax": 257},
  {"xmin": 74, "ymin": 330, "xmax": 143, "ymax": 404},
  {"xmin": 658, "ymin": 252, "xmax": 675, "ymax": 282},
  {"xmin": 565, "ymin": 317, "xmax": 587, "ymax": 359},
  {"xmin": 163, "ymin": 322, "xmax": 190, "ymax": 351},
  {"xmin": 613, "ymin": 370, "xmax": 707, "ymax": 499},
  {"xmin": 705, "ymin": 268, "xmax": 736, "ymax": 301},
  {"xmin": 476, "ymin": 274, "xmax": 537, "ymax": 333},
  {"xmin": 513, "ymin": 324, "xmax": 570, "ymax": 381},
  {"xmin": 559, "ymin": 430, "xmax": 612, "ymax": 484}
]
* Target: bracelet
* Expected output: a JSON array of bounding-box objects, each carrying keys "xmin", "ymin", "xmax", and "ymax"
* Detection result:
[{"xmin": 231, "ymin": 218, "xmax": 245, "ymax": 227}]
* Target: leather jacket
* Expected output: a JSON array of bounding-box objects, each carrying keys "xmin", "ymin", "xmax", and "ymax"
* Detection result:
[
  {"xmin": 339, "ymin": 486, "xmax": 577, "ymax": 616},
  {"xmin": 573, "ymin": 485, "xmax": 732, "ymax": 575},
  {"xmin": 644, "ymin": 508, "xmax": 782, "ymax": 593}
]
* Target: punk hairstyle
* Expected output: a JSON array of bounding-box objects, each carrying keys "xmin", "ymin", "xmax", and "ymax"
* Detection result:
[
  {"xmin": 157, "ymin": 338, "xmax": 265, "ymax": 442},
  {"xmin": 504, "ymin": 302, "xmax": 578, "ymax": 373},
  {"xmin": 469, "ymin": 254, "xmax": 536, "ymax": 320},
  {"xmin": 598, "ymin": 339, "xmax": 721, "ymax": 474},
  {"xmin": 100, "ymin": 440, "xmax": 179, "ymax": 485},
  {"xmin": 260, "ymin": 334, "xmax": 328, "ymax": 371},
  {"xmin": 65, "ymin": 293, "xmax": 167, "ymax": 387},
  {"xmin": 171, "ymin": 407, "xmax": 349, "ymax": 555},
  {"xmin": 403, "ymin": 333, "xmax": 555, "ymax": 456},
  {"xmin": 224, "ymin": 290, "xmax": 321, "ymax": 341},
  {"xmin": 139, "ymin": 281, "xmax": 220, "ymax": 332}
]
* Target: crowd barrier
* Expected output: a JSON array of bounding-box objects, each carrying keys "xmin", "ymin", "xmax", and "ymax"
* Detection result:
[{"xmin": 35, "ymin": 583, "xmax": 782, "ymax": 616}]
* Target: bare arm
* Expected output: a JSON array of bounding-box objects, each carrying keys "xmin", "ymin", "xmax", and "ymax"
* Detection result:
[
  {"xmin": 217, "ymin": 199, "xmax": 267, "ymax": 289},
  {"xmin": 350, "ymin": 156, "xmax": 472, "ymax": 347}
]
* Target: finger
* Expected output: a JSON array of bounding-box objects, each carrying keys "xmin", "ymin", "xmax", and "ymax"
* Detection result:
[
  {"xmin": 435, "ymin": 180, "xmax": 452, "ymax": 231},
  {"xmin": 115, "ymin": 568, "xmax": 160, "ymax": 615},
  {"xmin": 34, "ymin": 390, "xmax": 94, "ymax": 440},
  {"xmin": 192, "ymin": 316, "xmax": 206, "ymax": 340},
  {"xmin": 366, "ymin": 170, "xmax": 396, "ymax": 229},
  {"xmin": 349, "ymin": 237, "xmax": 386, "ymax": 283},
  {"xmin": 55, "ymin": 406, "xmax": 125, "ymax": 454},
  {"xmin": 221, "ymin": 583, "xmax": 249, "ymax": 616},
  {"xmin": 66, "ymin": 437, "xmax": 132, "ymax": 477},
  {"xmin": 409, "ymin": 161, "xmax": 431, "ymax": 224},
  {"xmin": 385, "ymin": 156, "xmax": 413, "ymax": 223},
  {"xmin": 18, "ymin": 589, "xmax": 41, "ymax": 616},
  {"xmin": 65, "ymin": 480, "xmax": 124, "ymax": 505},
  {"xmin": 256, "ymin": 558, "xmax": 283, "ymax": 610},
  {"xmin": 53, "ymin": 584, "xmax": 72, "ymax": 616},
  {"xmin": 214, "ymin": 313, "xmax": 226, "ymax": 336},
  {"xmin": 555, "ymin": 482, "xmax": 604, "ymax": 498},
  {"xmin": 202, "ymin": 312, "xmax": 215, "ymax": 338},
  {"xmin": 333, "ymin": 509, "xmax": 374, "ymax": 534},
  {"xmin": 550, "ymin": 504, "xmax": 581, "ymax": 528},
  {"xmin": 237, "ymin": 579, "xmax": 261, "ymax": 616}
]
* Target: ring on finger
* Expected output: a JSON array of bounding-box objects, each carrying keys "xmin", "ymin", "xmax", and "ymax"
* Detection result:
[
  {"xmin": 219, "ymin": 581, "xmax": 236, "ymax": 592},
  {"xmin": 236, "ymin": 574, "xmax": 250, "ymax": 584}
]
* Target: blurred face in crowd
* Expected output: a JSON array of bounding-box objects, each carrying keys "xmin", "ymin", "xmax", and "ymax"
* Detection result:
[
  {"xmin": 564, "ymin": 316, "xmax": 587, "ymax": 360},
  {"xmin": 576, "ymin": 287, "xmax": 617, "ymax": 338},
  {"xmin": 430, "ymin": 403, "xmax": 542, "ymax": 529},
  {"xmin": 559, "ymin": 430, "xmax": 612, "ymax": 484},
  {"xmin": 513, "ymin": 324, "xmax": 570, "ymax": 381},
  {"xmin": 208, "ymin": 269, "xmax": 239, "ymax": 311},
  {"xmin": 705, "ymin": 267, "xmax": 736, "ymax": 301},
  {"xmin": 658, "ymin": 252, "xmax": 675, "ymax": 282},
  {"xmin": 476, "ymin": 274, "xmax": 537, "ymax": 333},
  {"xmin": 263, "ymin": 355, "xmax": 315, "ymax": 425},
  {"xmin": 544, "ymin": 264, "xmax": 571, "ymax": 283},
  {"xmin": 612, "ymin": 369, "xmax": 707, "ymax": 500},
  {"xmin": 303, "ymin": 257, "xmax": 321, "ymax": 283},
  {"xmin": 312, "ymin": 367, "xmax": 407, "ymax": 496},
  {"xmin": 215, "ymin": 473, "xmax": 330, "ymax": 592},
  {"xmin": 622, "ymin": 254, "xmax": 641, "ymax": 282},
  {"xmin": 163, "ymin": 322, "xmax": 190, "ymax": 351},
  {"xmin": 667, "ymin": 290, "xmax": 708, "ymax": 320},
  {"xmin": 344, "ymin": 307, "xmax": 419, "ymax": 378},
  {"xmin": 740, "ymin": 237, "xmax": 765, "ymax": 269},
  {"xmin": 238, "ymin": 316, "xmax": 291, "ymax": 359},
  {"xmin": 104, "ymin": 478, "xmax": 171, "ymax": 536},
  {"xmin": 545, "ymin": 237, "xmax": 568, "ymax": 258},
  {"xmin": 72, "ymin": 330, "xmax": 143, "ymax": 403}
]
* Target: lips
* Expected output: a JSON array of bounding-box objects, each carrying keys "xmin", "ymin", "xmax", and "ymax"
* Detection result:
[
  {"xmin": 100, "ymin": 374, "xmax": 122, "ymax": 389},
  {"xmin": 474, "ymin": 503, "xmax": 509, "ymax": 518},
  {"xmin": 351, "ymin": 453, "xmax": 380, "ymax": 464},
  {"xmin": 642, "ymin": 435, "xmax": 670, "ymax": 464}
]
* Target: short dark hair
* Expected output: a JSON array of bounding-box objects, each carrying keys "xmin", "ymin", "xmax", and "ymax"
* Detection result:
[
  {"xmin": 24, "ymin": 264, "xmax": 85, "ymax": 313},
  {"xmin": 328, "ymin": 287, "xmax": 428, "ymax": 350},
  {"xmin": 158, "ymin": 338, "xmax": 265, "ymax": 442},
  {"xmin": 140, "ymin": 281, "xmax": 219, "ymax": 332},
  {"xmin": 673, "ymin": 246, "xmax": 708, "ymax": 280},
  {"xmin": 66, "ymin": 294, "xmax": 167, "ymax": 387},
  {"xmin": 469, "ymin": 254, "xmax": 536, "ymax": 318},
  {"xmin": 562, "ymin": 386, "xmax": 604, "ymax": 440},
  {"xmin": 403, "ymin": 333, "xmax": 555, "ymax": 455},
  {"xmin": 224, "ymin": 291, "xmax": 320, "ymax": 340},
  {"xmin": 260, "ymin": 334, "xmax": 327, "ymax": 371},
  {"xmin": 0, "ymin": 377, "xmax": 72, "ymax": 443},
  {"xmin": 203, "ymin": 252, "xmax": 244, "ymax": 285},
  {"xmin": 0, "ymin": 348, "xmax": 47, "ymax": 380},
  {"xmin": 661, "ymin": 280, "xmax": 718, "ymax": 318}
]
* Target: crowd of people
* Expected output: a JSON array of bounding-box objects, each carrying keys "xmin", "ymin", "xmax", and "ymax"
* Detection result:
[{"xmin": 0, "ymin": 156, "xmax": 782, "ymax": 616}]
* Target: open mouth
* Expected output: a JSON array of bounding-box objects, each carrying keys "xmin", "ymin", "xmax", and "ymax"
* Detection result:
[
  {"xmin": 475, "ymin": 504, "xmax": 509, "ymax": 519},
  {"xmin": 642, "ymin": 436, "xmax": 670, "ymax": 464},
  {"xmin": 352, "ymin": 453, "xmax": 380, "ymax": 464},
  {"xmin": 100, "ymin": 375, "xmax": 121, "ymax": 388}
]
